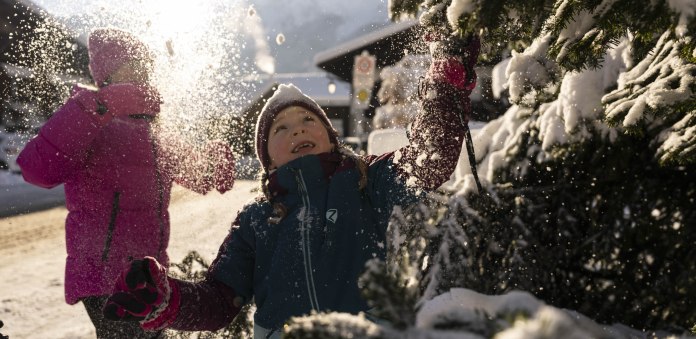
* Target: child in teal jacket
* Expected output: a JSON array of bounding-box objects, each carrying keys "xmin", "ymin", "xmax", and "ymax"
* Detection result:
[{"xmin": 103, "ymin": 35, "xmax": 480, "ymax": 339}]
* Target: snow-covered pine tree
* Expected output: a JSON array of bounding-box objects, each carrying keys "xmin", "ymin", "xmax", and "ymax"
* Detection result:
[
  {"xmin": 284, "ymin": 0, "xmax": 695, "ymax": 336},
  {"xmin": 390, "ymin": 0, "xmax": 696, "ymax": 332}
]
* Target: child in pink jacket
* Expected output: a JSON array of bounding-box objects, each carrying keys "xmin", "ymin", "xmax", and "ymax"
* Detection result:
[{"xmin": 17, "ymin": 28, "xmax": 235, "ymax": 339}]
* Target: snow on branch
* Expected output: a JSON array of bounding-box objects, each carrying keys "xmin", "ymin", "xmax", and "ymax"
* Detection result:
[
  {"xmin": 603, "ymin": 32, "xmax": 696, "ymax": 164},
  {"xmin": 656, "ymin": 111, "xmax": 696, "ymax": 165}
]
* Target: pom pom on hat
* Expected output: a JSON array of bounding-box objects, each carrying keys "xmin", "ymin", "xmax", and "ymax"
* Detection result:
[
  {"xmin": 88, "ymin": 28, "xmax": 152, "ymax": 86},
  {"xmin": 255, "ymin": 84, "xmax": 339, "ymax": 172}
]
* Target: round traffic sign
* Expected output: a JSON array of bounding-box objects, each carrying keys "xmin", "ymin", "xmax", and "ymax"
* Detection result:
[{"xmin": 356, "ymin": 57, "xmax": 373, "ymax": 74}]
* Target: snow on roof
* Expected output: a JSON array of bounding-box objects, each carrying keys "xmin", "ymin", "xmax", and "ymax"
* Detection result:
[
  {"xmin": 1, "ymin": 63, "xmax": 33, "ymax": 78},
  {"xmin": 2, "ymin": 62, "xmax": 88, "ymax": 84},
  {"xmin": 246, "ymin": 72, "xmax": 351, "ymax": 108},
  {"xmin": 314, "ymin": 20, "xmax": 418, "ymax": 66}
]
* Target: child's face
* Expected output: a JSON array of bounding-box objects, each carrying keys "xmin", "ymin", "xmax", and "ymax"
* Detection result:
[
  {"xmin": 108, "ymin": 61, "xmax": 150, "ymax": 85},
  {"xmin": 267, "ymin": 106, "xmax": 334, "ymax": 170}
]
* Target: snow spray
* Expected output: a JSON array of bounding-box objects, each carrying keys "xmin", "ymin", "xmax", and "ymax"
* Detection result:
[{"xmin": 11, "ymin": 0, "xmax": 259, "ymax": 163}]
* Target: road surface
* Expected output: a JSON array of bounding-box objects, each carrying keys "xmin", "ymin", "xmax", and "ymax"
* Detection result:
[{"xmin": 0, "ymin": 180, "xmax": 257, "ymax": 339}]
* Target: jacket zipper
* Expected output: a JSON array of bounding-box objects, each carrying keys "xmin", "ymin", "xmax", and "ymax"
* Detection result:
[
  {"xmin": 101, "ymin": 191, "xmax": 121, "ymax": 262},
  {"xmin": 293, "ymin": 169, "xmax": 321, "ymax": 311},
  {"xmin": 148, "ymin": 129, "xmax": 166, "ymax": 258}
]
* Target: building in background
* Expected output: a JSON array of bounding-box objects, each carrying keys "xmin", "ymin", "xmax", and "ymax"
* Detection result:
[
  {"xmin": 0, "ymin": 0, "xmax": 89, "ymax": 170},
  {"xmin": 314, "ymin": 19, "xmax": 509, "ymax": 141},
  {"xmin": 314, "ymin": 20, "xmax": 422, "ymax": 138}
]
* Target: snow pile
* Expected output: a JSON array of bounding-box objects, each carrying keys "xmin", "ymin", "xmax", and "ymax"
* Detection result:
[
  {"xmin": 505, "ymin": 34, "xmax": 560, "ymax": 107},
  {"xmin": 417, "ymin": 289, "xmax": 646, "ymax": 339},
  {"xmin": 446, "ymin": 0, "xmax": 477, "ymax": 31},
  {"xmin": 534, "ymin": 39, "xmax": 630, "ymax": 153},
  {"xmin": 668, "ymin": 0, "xmax": 696, "ymax": 37},
  {"xmin": 284, "ymin": 288, "xmax": 668, "ymax": 339},
  {"xmin": 490, "ymin": 58, "xmax": 511, "ymax": 100},
  {"xmin": 284, "ymin": 312, "xmax": 382, "ymax": 339}
]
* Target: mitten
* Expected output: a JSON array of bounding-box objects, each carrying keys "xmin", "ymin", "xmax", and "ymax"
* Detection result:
[
  {"xmin": 426, "ymin": 34, "xmax": 480, "ymax": 91},
  {"xmin": 421, "ymin": 34, "xmax": 480, "ymax": 125},
  {"xmin": 97, "ymin": 83, "xmax": 161, "ymax": 118},
  {"xmin": 103, "ymin": 257, "xmax": 181, "ymax": 330},
  {"xmin": 206, "ymin": 140, "xmax": 235, "ymax": 194}
]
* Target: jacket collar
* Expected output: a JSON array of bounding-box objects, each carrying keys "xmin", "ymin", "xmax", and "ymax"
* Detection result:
[{"xmin": 267, "ymin": 152, "xmax": 343, "ymax": 198}]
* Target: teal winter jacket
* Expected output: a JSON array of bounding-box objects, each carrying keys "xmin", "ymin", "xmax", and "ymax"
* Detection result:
[
  {"xmin": 164, "ymin": 79, "xmax": 470, "ymax": 335},
  {"xmin": 214, "ymin": 151, "xmax": 420, "ymax": 330}
]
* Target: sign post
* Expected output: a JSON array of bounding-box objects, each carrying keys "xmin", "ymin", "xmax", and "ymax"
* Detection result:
[
  {"xmin": 352, "ymin": 50, "xmax": 376, "ymax": 110},
  {"xmin": 350, "ymin": 50, "xmax": 376, "ymax": 139}
]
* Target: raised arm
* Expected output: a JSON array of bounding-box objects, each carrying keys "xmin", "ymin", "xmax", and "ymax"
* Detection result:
[
  {"xmin": 393, "ymin": 34, "xmax": 480, "ymax": 191},
  {"xmin": 17, "ymin": 84, "xmax": 160, "ymax": 188},
  {"xmin": 155, "ymin": 130, "xmax": 235, "ymax": 195},
  {"xmin": 103, "ymin": 213, "xmax": 254, "ymax": 331},
  {"xmin": 17, "ymin": 88, "xmax": 98, "ymax": 187}
]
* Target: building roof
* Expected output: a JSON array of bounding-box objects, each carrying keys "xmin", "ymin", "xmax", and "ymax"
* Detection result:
[
  {"xmin": 314, "ymin": 20, "xmax": 425, "ymax": 82},
  {"xmin": 242, "ymin": 72, "xmax": 352, "ymax": 112}
]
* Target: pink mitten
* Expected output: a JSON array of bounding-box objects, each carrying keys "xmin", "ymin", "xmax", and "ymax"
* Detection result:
[
  {"xmin": 207, "ymin": 140, "xmax": 236, "ymax": 194},
  {"xmin": 426, "ymin": 34, "xmax": 480, "ymax": 91},
  {"xmin": 103, "ymin": 257, "xmax": 180, "ymax": 330}
]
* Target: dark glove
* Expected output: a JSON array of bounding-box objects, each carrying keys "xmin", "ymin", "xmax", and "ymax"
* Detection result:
[
  {"xmin": 103, "ymin": 257, "xmax": 180, "ymax": 330},
  {"xmin": 97, "ymin": 83, "xmax": 161, "ymax": 118},
  {"xmin": 426, "ymin": 34, "xmax": 480, "ymax": 91}
]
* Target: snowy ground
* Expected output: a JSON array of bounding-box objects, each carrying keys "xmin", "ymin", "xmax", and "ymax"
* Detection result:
[
  {"xmin": 1, "ymin": 176, "xmax": 692, "ymax": 339},
  {"xmin": 0, "ymin": 179, "xmax": 258, "ymax": 339},
  {"xmin": 0, "ymin": 172, "xmax": 23, "ymax": 186}
]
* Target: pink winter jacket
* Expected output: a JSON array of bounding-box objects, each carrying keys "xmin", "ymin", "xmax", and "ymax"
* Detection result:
[{"xmin": 17, "ymin": 88, "xmax": 232, "ymax": 305}]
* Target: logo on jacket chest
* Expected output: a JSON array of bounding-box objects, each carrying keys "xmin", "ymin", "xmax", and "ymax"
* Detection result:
[{"xmin": 326, "ymin": 209, "xmax": 338, "ymax": 223}]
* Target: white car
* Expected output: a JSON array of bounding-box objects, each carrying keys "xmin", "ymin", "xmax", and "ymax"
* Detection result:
[{"xmin": 367, "ymin": 128, "xmax": 409, "ymax": 156}]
